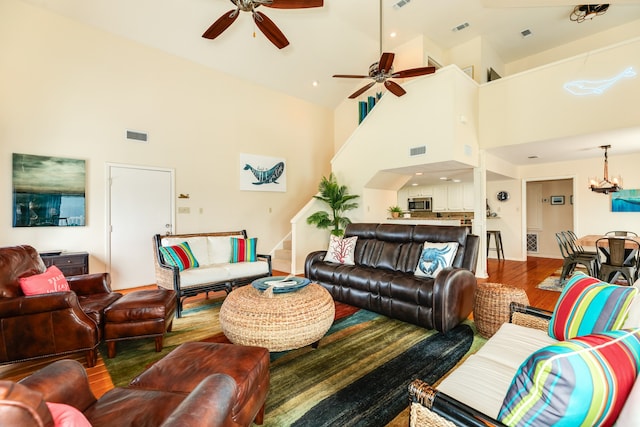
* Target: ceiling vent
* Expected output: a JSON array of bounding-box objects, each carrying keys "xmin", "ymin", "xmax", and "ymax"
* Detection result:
[
  {"xmin": 409, "ymin": 145, "xmax": 426, "ymax": 157},
  {"xmin": 393, "ymin": 0, "xmax": 411, "ymax": 10},
  {"xmin": 521, "ymin": 29, "xmax": 533, "ymax": 38},
  {"xmin": 452, "ymin": 22, "xmax": 469, "ymax": 32},
  {"xmin": 126, "ymin": 130, "xmax": 148, "ymax": 143}
]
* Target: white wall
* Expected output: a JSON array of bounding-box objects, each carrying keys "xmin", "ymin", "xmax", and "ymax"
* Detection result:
[
  {"xmin": 0, "ymin": 0, "xmax": 334, "ymax": 272},
  {"xmin": 480, "ymin": 37, "xmax": 640, "ymax": 150},
  {"xmin": 331, "ymin": 67, "xmax": 480, "ymax": 223},
  {"xmin": 507, "ymin": 20, "xmax": 640, "ymax": 75}
]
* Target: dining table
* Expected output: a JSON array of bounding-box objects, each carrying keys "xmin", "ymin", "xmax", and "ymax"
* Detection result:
[{"xmin": 575, "ymin": 234, "xmax": 640, "ymax": 249}]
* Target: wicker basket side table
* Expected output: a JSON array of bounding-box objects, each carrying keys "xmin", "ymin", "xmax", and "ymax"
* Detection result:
[
  {"xmin": 219, "ymin": 283, "xmax": 335, "ymax": 352},
  {"xmin": 473, "ymin": 282, "xmax": 529, "ymax": 339}
]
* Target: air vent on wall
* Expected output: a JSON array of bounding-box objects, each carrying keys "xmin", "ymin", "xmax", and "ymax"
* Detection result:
[
  {"xmin": 393, "ymin": 0, "xmax": 411, "ymax": 9},
  {"xmin": 126, "ymin": 130, "xmax": 148, "ymax": 143},
  {"xmin": 409, "ymin": 145, "xmax": 426, "ymax": 157}
]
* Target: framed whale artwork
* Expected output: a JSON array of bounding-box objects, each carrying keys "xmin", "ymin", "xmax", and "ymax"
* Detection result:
[{"xmin": 239, "ymin": 153, "xmax": 286, "ymax": 192}]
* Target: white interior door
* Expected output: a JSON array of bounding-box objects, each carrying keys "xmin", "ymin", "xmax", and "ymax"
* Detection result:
[{"xmin": 108, "ymin": 165, "xmax": 174, "ymax": 290}]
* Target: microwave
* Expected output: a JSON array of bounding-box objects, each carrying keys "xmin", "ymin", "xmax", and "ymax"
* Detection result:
[{"xmin": 408, "ymin": 197, "xmax": 432, "ymax": 212}]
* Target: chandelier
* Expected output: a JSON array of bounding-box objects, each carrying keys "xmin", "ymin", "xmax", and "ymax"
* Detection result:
[
  {"xmin": 589, "ymin": 145, "xmax": 622, "ymax": 194},
  {"xmin": 570, "ymin": 4, "xmax": 609, "ymax": 23}
]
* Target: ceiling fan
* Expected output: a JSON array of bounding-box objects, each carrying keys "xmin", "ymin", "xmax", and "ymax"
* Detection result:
[
  {"xmin": 333, "ymin": 52, "xmax": 436, "ymax": 99},
  {"xmin": 332, "ymin": 0, "xmax": 435, "ymax": 99},
  {"xmin": 202, "ymin": 0, "xmax": 323, "ymax": 50}
]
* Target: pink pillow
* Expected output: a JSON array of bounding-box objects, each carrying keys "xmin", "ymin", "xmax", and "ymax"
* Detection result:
[
  {"xmin": 46, "ymin": 402, "xmax": 92, "ymax": 427},
  {"xmin": 19, "ymin": 265, "xmax": 70, "ymax": 296}
]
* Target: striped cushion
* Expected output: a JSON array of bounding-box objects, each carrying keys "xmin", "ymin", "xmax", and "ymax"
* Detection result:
[
  {"xmin": 548, "ymin": 272, "xmax": 637, "ymax": 340},
  {"xmin": 159, "ymin": 241, "xmax": 199, "ymax": 271},
  {"xmin": 230, "ymin": 237, "xmax": 257, "ymax": 263},
  {"xmin": 498, "ymin": 330, "xmax": 640, "ymax": 426}
]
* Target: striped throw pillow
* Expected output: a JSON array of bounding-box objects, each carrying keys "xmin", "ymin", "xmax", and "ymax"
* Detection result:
[
  {"xmin": 498, "ymin": 329, "xmax": 640, "ymax": 427},
  {"xmin": 548, "ymin": 272, "xmax": 637, "ymax": 340},
  {"xmin": 230, "ymin": 237, "xmax": 257, "ymax": 263},
  {"xmin": 159, "ymin": 242, "xmax": 199, "ymax": 271}
]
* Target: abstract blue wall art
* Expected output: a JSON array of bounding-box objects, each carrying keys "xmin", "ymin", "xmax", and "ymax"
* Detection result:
[
  {"xmin": 240, "ymin": 153, "xmax": 286, "ymax": 192},
  {"xmin": 611, "ymin": 189, "xmax": 640, "ymax": 212}
]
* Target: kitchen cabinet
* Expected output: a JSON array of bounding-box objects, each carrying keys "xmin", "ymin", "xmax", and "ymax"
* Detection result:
[
  {"xmin": 447, "ymin": 185, "xmax": 464, "ymax": 211},
  {"xmin": 432, "ymin": 186, "xmax": 448, "ymax": 211},
  {"xmin": 433, "ymin": 184, "xmax": 474, "ymax": 212},
  {"xmin": 408, "ymin": 185, "xmax": 433, "ymax": 197},
  {"xmin": 463, "ymin": 183, "xmax": 474, "ymax": 211}
]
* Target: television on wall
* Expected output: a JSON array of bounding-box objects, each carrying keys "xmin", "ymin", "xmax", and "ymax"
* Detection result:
[{"xmin": 12, "ymin": 153, "xmax": 86, "ymax": 227}]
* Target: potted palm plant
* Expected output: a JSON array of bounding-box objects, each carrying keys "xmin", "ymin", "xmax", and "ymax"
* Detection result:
[
  {"xmin": 388, "ymin": 205, "xmax": 403, "ymax": 218},
  {"xmin": 307, "ymin": 173, "xmax": 359, "ymax": 237}
]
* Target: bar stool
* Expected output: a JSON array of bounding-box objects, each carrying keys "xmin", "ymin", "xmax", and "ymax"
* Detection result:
[{"xmin": 487, "ymin": 230, "xmax": 505, "ymax": 260}]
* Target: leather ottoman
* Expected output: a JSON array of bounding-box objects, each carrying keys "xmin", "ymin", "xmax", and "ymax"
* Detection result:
[
  {"xmin": 104, "ymin": 289, "xmax": 177, "ymax": 358},
  {"xmin": 129, "ymin": 341, "xmax": 270, "ymax": 426}
]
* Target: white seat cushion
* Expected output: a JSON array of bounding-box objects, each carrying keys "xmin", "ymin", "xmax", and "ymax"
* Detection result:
[
  {"xmin": 438, "ymin": 354, "xmax": 519, "ymax": 418},
  {"xmin": 178, "ymin": 264, "xmax": 231, "ymax": 288},
  {"xmin": 438, "ymin": 322, "xmax": 557, "ymax": 418},
  {"xmin": 225, "ymin": 260, "xmax": 270, "ymax": 277},
  {"xmin": 474, "ymin": 322, "xmax": 557, "ymax": 369}
]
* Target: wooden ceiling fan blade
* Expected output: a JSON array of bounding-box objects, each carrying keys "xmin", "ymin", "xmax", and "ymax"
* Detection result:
[
  {"xmin": 333, "ymin": 74, "xmax": 369, "ymax": 79},
  {"xmin": 385, "ymin": 80, "xmax": 406, "ymax": 97},
  {"xmin": 378, "ymin": 53, "xmax": 395, "ymax": 74},
  {"xmin": 391, "ymin": 66, "xmax": 436, "ymax": 79},
  {"xmin": 348, "ymin": 82, "xmax": 376, "ymax": 99},
  {"xmin": 202, "ymin": 9, "xmax": 239, "ymax": 39},
  {"xmin": 254, "ymin": 11, "xmax": 290, "ymax": 49},
  {"xmin": 265, "ymin": 0, "xmax": 324, "ymax": 9}
]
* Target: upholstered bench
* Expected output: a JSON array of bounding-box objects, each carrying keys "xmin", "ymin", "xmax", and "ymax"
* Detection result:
[
  {"xmin": 129, "ymin": 341, "xmax": 270, "ymax": 426},
  {"xmin": 104, "ymin": 289, "xmax": 177, "ymax": 358}
]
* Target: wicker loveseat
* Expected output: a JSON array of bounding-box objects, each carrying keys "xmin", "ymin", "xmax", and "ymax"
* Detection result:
[
  {"xmin": 305, "ymin": 223, "xmax": 479, "ymax": 333},
  {"xmin": 153, "ymin": 231, "xmax": 272, "ymax": 317},
  {"xmin": 409, "ymin": 273, "xmax": 640, "ymax": 427}
]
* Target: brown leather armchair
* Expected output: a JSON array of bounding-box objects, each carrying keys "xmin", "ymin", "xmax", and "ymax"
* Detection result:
[
  {"xmin": 0, "ymin": 359, "xmax": 237, "ymax": 427},
  {"xmin": 0, "ymin": 245, "xmax": 122, "ymax": 367}
]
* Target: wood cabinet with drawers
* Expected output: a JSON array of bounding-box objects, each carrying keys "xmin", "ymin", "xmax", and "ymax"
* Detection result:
[{"xmin": 40, "ymin": 252, "xmax": 89, "ymax": 277}]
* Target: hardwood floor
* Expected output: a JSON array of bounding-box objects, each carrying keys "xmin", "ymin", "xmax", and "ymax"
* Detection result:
[{"xmin": 0, "ymin": 256, "xmax": 563, "ymax": 400}]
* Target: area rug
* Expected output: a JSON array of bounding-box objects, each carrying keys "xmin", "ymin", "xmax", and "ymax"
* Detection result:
[
  {"xmin": 100, "ymin": 297, "xmax": 485, "ymax": 426},
  {"xmin": 536, "ymin": 267, "xmax": 588, "ymax": 292}
]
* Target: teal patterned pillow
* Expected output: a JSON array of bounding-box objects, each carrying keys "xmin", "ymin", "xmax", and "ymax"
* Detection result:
[
  {"xmin": 498, "ymin": 329, "xmax": 640, "ymax": 427},
  {"xmin": 159, "ymin": 242, "xmax": 199, "ymax": 271},
  {"xmin": 414, "ymin": 242, "xmax": 459, "ymax": 278}
]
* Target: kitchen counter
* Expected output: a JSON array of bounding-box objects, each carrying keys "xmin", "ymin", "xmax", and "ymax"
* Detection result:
[{"xmin": 386, "ymin": 218, "xmax": 462, "ymax": 226}]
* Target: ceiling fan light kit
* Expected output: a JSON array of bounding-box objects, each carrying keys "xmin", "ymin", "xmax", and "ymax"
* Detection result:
[
  {"xmin": 589, "ymin": 145, "xmax": 622, "ymax": 194},
  {"xmin": 202, "ymin": 0, "xmax": 323, "ymax": 49},
  {"xmin": 570, "ymin": 4, "xmax": 610, "ymax": 23}
]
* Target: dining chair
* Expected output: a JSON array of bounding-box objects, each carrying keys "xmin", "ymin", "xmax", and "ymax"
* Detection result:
[
  {"xmin": 603, "ymin": 231, "xmax": 638, "ymax": 266},
  {"xmin": 555, "ymin": 232, "xmax": 599, "ymax": 281},
  {"xmin": 565, "ymin": 230, "xmax": 598, "ymax": 257},
  {"xmin": 596, "ymin": 237, "xmax": 640, "ymax": 285}
]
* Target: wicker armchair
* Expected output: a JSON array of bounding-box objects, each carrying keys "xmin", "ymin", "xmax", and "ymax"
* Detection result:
[{"xmin": 408, "ymin": 304, "xmax": 551, "ymax": 427}]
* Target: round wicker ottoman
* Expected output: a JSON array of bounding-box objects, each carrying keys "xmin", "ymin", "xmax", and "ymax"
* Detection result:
[
  {"xmin": 219, "ymin": 283, "xmax": 335, "ymax": 352},
  {"xmin": 473, "ymin": 282, "xmax": 529, "ymax": 339}
]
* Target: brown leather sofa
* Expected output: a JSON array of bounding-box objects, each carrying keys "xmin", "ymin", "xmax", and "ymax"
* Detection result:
[
  {"xmin": 0, "ymin": 245, "xmax": 122, "ymax": 367},
  {"xmin": 0, "ymin": 354, "xmax": 264, "ymax": 427},
  {"xmin": 305, "ymin": 223, "xmax": 480, "ymax": 333}
]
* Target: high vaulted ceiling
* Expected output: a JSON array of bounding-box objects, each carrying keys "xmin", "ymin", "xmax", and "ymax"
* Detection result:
[{"xmin": 19, "ymin": 0, "xmax": 640, "ymax": 109}]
